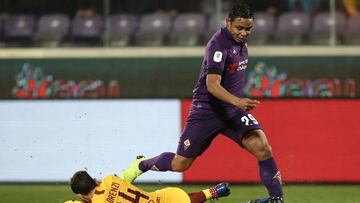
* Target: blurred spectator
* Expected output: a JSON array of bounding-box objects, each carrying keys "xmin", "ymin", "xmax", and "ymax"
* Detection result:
[
  {"xmin": 202, "ymin": 0, "xmax": 288, "ymax": 16},
  {"xmin": 341, "ymin": 0, "xmax": 359, "ymax": 17},
  {"xmin": 243, "ymin": 0, "xmax": 288, "ymax": 16},
  {"xmin": 75, "ymin": 0, "xmax": 102, "ymax": 17},
  {"xmin": 287, "ymin": 0, "xmax": 322, "ymax": 15},
  {"xmin": 316, "ymin": 0, "xmax": 359, "ymax": 16},
  {"xmin": 111, "ymin": 0, "xmax": 200, "ymax": 15},
  {"xmin": 0, "ymin": 0, "xmax": 9, "ymax": 20}
]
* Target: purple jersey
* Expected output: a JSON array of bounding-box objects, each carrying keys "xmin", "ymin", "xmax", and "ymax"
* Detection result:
[{"xmin": 190, "ymin": 27, "xmax": 249, "ymax": 119}]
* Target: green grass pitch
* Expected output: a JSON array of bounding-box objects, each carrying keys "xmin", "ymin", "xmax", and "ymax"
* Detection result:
[{"xmin": 0, "ymin": 183, "xmax": 359, "ymax": 203}]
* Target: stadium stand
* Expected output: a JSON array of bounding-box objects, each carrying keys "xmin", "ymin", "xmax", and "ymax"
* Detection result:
[
  {"xmin": 204, "ymin": 13, "xmax": 226, "ymax": 42},
  {"xmin": 309, "ymin": 12, "xmax": 347, "ymax": 45},
  {"xmin": 71, "ymin": 15, "xmax": 103, "ymax": 46},
  {"xmin": 170, "ymin": 13, "xmax": 206, "ymax": 46},
  {"xmin": 134, "ymin": 13, "xmax": 172, "ymax": 46},
  {"xmin": 107, "ymin": 14, "xmax": 138, "ymax": 47},
  {"xmin": 273, "ymin": 12, "xmax": 310, "ymax": 45},
  {"xmin": 4, "ymin": 14, "xmax": 35, "ymax": 46},
  {"xmin": 249, "ymin": 12, "xmax": 275, "ymax": 45},
  {"xmin": 344, "ymin": 16, "xmax": 360, "ymax": 45},
  {"xmin": 0, "ymin": 8, "xmax": 359, "ymax": 47},
  {"xmin": 0, "ymin": 19, "xmax": 3, "ymax": 42},
  {"xmin": 33, "ymin": 14, "xmax": 70, "ymax": 47}
]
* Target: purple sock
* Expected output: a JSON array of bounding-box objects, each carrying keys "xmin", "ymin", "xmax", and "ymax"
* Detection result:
[
  {"xmin": 259, "ymin": 157, "xmax": 283, "ymax": 198},
  {"xmin": 139, "ymin": 152, "xmax": 175, "ymax": 172}
]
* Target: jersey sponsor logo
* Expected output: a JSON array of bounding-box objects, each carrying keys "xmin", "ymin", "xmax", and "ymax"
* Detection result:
[
  {"xmin": 228, "ymin": 59, "xmax": 248, "ymax": 74},
  {"xmin": 213, "ymin": 51, "xmax": 223, "ymax": 62},
  {"xmin": 228, "ymin": 62, "xmax": 238, "ymax": 74},
  {"xmin": 184, "ymin": 139, "xmax": 191, "ymax": 151}
]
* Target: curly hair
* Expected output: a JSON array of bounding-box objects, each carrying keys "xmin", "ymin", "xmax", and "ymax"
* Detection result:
[{"xmin": 228, "ymin": 3, "xmax": 254, "ymax": 21}]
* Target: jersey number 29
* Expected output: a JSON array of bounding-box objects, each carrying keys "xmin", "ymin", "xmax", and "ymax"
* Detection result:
[{"xmin": 241, "ymin": 114, "xmax": 258, "ymax": 126}]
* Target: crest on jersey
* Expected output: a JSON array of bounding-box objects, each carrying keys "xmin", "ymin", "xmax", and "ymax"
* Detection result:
[
  {"xmin": 231, "ymin": 46, "xmax": 239, "ymax": 56},
  {"xmin": 184, "ymin": 139, "xmax": 191, "ymax": 151},
  {"xmin": 273, "ymin": 171, "xmax": 282, "ymax": 185},
  {"xmin": 213, "ymin": 51, "xmax": 223, "ymax": 62}
]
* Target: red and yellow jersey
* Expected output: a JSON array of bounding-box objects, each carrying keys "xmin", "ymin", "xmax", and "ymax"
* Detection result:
[{"xmin": 92, "ymin": 175, "xmax": 190, "ymax": 203}]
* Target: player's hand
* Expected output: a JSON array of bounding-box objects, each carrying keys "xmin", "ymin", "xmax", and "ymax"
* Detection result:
[{"xmin": 234, "ymin": 98, "xmax": 260, "ymax": 111}]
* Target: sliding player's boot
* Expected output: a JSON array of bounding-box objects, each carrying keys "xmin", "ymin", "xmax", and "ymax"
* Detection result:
[
  {"xmin": 248, "ymin": 196, "xmax": 284, "ymax": 203},
  {"xmin": 210, "ymin": 182, "xmax": 230, "ymax": 200},
  {"xmin": 120, "ymin": 155, "xmax": 146, "ymax": 183}
]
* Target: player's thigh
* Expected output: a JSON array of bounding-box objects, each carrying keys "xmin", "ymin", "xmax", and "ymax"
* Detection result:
[
  {"xmin": 222, "ymin": 111, "xmax": 262, "ymax": 147},
  {"xmin": 177, "ymin": 117, "xmax": 223, "ymax": 158}
]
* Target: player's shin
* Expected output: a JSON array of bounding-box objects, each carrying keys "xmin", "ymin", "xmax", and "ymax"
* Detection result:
[{"xmin": 258, "ymin": 157, "xmax": 283, "ymax": 198}]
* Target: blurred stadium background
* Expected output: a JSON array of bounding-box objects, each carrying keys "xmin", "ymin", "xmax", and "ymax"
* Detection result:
[{"xmin": 0, "ymin": 0, "xmax": 360, "ymax": 202}]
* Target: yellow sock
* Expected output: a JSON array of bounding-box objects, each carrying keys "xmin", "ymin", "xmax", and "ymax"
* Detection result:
[{"xmin": 202, "ymin": 189, "xmax": 212, "ymax": 200}]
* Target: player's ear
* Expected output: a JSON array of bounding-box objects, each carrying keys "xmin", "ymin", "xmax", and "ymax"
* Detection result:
[{"xmin": 226, "ymin": 18, "xmax": 232, "ymax": 27}]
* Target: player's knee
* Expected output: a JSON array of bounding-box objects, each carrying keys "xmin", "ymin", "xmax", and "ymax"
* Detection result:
[
  {"xmin": 244, "ymin": 139, "xmax": 272, "ymax": 159},
  {"xmin": 243, "ymin": 130, "xmax": 273, "ymax": 160},
  {"xmin": 256, "ymin": 143, "xmax": 272, "ymax": 160}
]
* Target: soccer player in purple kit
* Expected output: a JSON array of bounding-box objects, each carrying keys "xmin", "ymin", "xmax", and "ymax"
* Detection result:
[{"xmin": 121, "ymin": 3, "xmax": 284, "ymax": 203}]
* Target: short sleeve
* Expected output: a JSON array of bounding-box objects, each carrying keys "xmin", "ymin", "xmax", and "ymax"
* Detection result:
[{"xmin": 205, "ymin": 43, "xmax": 227, "ymax": 75}]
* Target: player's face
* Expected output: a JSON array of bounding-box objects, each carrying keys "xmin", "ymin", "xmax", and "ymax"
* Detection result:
[{"xmin": 226, "ymin": 17, "xmax": 253, "ymax": 42}]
